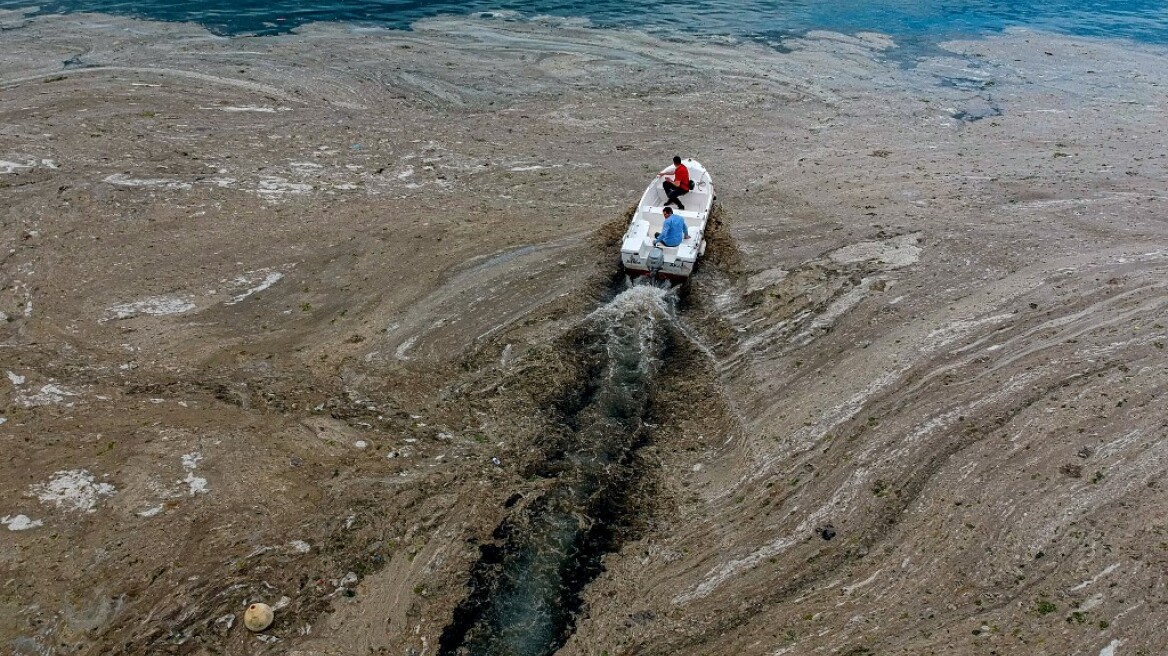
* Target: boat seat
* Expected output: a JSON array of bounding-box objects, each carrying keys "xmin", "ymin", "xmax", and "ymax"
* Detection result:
[{"xmin": 643, "ymin": 205, "xmax": 700, "ymax": 220}]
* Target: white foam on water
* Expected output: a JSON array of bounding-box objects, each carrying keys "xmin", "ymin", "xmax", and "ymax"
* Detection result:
[
  {"xmin": 0, "ymin": 158, "xmax": 53, "ymax": 174},
  {"xmin": 0, "ymin": 417, "xmax": 7, "ymax": 426},
  {"xmin": 19, "ymin": 282, "xmax": 32, "ymax": 318},
  {"xmin": 226, "ymin": 271, "xmax": 284, "ymax": 305},
  {"xmin": 791, "ymin": 278, "xmax": 880, "ymax": 346},
  {"xmin": 257, "ymin": 176, "xmax": 313, "ymax": 196},
  {"xmin": 103, "ymin": 173, "xmax": 193, "ymax": 190},
  {"xmin": 1079, "ymin": 593, "xmax": 1105, "ymax": 612},
  {"xmin": 30, "ymin": 469, "xmax": 116, "ymax": 513},
  {"xmin": 394, "ymin": 335, "xmax": 418, "ymax": 360},
  {"xmin": 105, "ymin": 296, "xmax": 196, "ymax": 320},
  {"xmin": 207, "ymin": 106, "xmax": 292, "ymax": 112},
  {"xmin": 0, "ymin": 160, "xmax": 33, "ymax": 173},
  {"xmin": 288, "ymin": 539, "xmax": 312, "ymax": 553},
  {"xmin": 6, "ymin": 371, "xmax": 25, "ymax": 385},
  {"xmin": 828, "ymin": 233, "xmax": 922, "ymax": 269},
  {"xmin": 2, "ymin": 514, "xmax": 43, "ymax": 531},
  {"xmin": 471, "ymin": 9, "xmax": 522, "ymax": 20},
  {"xmin": 1071, "ymin": 563, "xmax": 1121, "ymax": 591},
  {"xmin": 180, "ymin": 452, "xmax": 208, "ymax": 495},
  {"xmin": 16, "ymin": 383, "xmax": 77, "ymax": 407},
  {"xmin": 585, "ymin": 284, "xmax": 672, "ymax": 323},
  {"xmin": 674, "ymin": 536, "xmax": 798, "ymax": 604},
  {"xmin": 1098, "ymin": 639, "xmax": 1121, "ymax": 656},
  {"xmin": 137, "ymin": 505, "xmax": 164, "ymax": 517}
]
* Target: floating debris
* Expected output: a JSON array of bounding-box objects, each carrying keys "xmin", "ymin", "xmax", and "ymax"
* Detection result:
[
  {"xmin": 104, "ymin": 296, "xmax": 196, "ymax": 321},
  {"xmin": 180, "ymin": 453, "xmax": 208, "ymax": 495},
  {"xmin": 30, "ymin": 470, "xmax": 116, "ymax": 513},
  {"xmin": 244, "ymin": 603, "xmax": 274, "ymax": 632},
  {"xmin": 2, "ymin": 514, "xmax": 43, "ymax": 531},
  {"xmin": 16, "ymin": 383, "xmax": 77, "ymax": 408}
]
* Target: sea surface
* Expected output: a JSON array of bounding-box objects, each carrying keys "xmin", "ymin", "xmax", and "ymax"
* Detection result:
[{"xmin": 1, "ymin": 0, "xmax": 1166, "ymax": 46}]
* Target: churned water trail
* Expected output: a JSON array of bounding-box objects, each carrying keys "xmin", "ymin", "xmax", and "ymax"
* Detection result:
[{"xmin": 438, "ymin": 284, "xmax": 675, "ymax": 656}]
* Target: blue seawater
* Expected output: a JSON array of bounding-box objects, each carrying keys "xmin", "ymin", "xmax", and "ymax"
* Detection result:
[{"xmin": 0, "ymin": 0, "xmax": 1165, "ymax": 45}]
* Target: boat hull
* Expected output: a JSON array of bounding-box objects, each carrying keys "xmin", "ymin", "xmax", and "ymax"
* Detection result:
[{"xmin": 619, "ymin": 159, "xmax": 714, "ymax": 282}]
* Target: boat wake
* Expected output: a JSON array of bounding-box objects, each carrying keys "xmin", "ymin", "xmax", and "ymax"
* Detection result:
[{"xmin": 438, "ymin": 286, "xmax": 677, "ymax": 656}]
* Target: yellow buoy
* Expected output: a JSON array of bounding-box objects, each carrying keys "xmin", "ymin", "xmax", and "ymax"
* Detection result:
[{"xmin": 244, "ymin": 603, "xmax": 274, "ymax": 632}]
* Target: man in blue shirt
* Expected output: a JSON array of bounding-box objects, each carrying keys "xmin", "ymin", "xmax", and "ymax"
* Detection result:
[{"xmin": 655, "ymin": 206, "xmax": 690, "ymax": 247}]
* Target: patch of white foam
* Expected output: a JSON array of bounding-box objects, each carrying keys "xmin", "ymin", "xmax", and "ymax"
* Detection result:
[
  {"xmin": 103, "ymin": 173, "xmax": 193, "ymax": 190},
  {"xmin": 17, "ymin": 282, "xmax": 32, "ymax": 318},
  {"xmin": 841, "ymin": 569, "xmax": 884, "ymax": 595},
  {"xmin": 288, "ymin": 540, "xmax": 311, "ymax": 553},
  {"xmin": 0, "ymin": 160, "xmax": 33, "ymax": 174},
  {"xmin": 7, "ymin": 371, "xmax": 25, "ymax": 386},
  {"xmin": 354, "ymin": 440, "xmax": 368, "ymax": 449},
  {"xmin": 829, "ymin": 233, "xmax": 922, "ymax": 269},
  {"xmin": 394, "ymin": 335, "xmax": 418, "ymax": 361},
  {"xmin": 0, "ymin": 417, "xmax": 6, "ymax": 426},
  {"xmin": 1095, "ymin": 429, "xmax": 1143, "ymax": 460},
  {"xmin": 30, "ymin": 469, "xmax": 116, "ymax": 513},
  {"xmin": 257, "ymin": 176, "xmax": 313, "ymax": 197},
  {"xmin": 471, "ymin": 9, "xmax": 522, "ymax": 20},
  {"xmin": 180, "ymin": 452, "xmax": 208, "ymax": 495},
  {"xmin": 1079, "ymin": 593, "xmax": 1105, "ymax": 612},
  {"xmin": 16, "ymin": 383, "xmax": 77, "ymax": 407},
  {"xmin": 2, "ymin": 514, "xmax": 43, "ymax": 531},
  {"xmin": 105, "ymin": 295, "xmax": 196, "ymax": 320},
  {"xmin": 1071, "ymin": 563, "xmax": 1121, "ymax": 592},
  {"xmin": 586, "ymin": 285, "xmax": 671, "ymax": 323},
  {"xmin": 791, "ymin": 277, "xmax": 879, "ymax": 345},
  {"xmin": 137, "ymin": 505, "xmax": 164, "ymax": 518},
  {"xmin": 744, "ymin": 267, "xmax": 790, "ymax": 294},
  {"xmin": 0, "ymin": 158, "xmax": 53, "ymax": 174},
  {"xmin": 925, "ymin": 313, "xmax": 1014, "ymax": 351},
  {"xmin": 226, "ymin": 271, "xmax": 284, "ymax": 305},
  {"xmin": 1098, "ymin": 639, "xmax": 1121, "ymax": 656},
  {"xmin": 674, "ymin": 536, "xmax": 797, "ymax": 604},
  {"xmin": 204, "ymin": 105, "xmax": 292, "ymax": 113},
  {"xmin": 686, "ymin": 467, "xmax": 872, "ymax": 604}
]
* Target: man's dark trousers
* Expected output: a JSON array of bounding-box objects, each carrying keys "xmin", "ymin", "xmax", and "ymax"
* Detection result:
[{"xmin": 663, "ymin": 180, "xmax": 688, "ymax": 209}]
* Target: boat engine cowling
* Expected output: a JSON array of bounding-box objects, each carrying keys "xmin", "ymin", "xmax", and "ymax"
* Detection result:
[{"xmin": 647, "ymin": 246, "xmax": 664, "ymax": 276}]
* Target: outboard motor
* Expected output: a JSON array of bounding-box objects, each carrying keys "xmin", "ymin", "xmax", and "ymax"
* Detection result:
[{"xmin": 647, "ymin": 246, "xmax": 665, "ymax": 279}]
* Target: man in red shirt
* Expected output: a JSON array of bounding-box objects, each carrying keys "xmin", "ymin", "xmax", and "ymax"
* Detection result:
[{"xmin": 657, "ymin": 155, "xmax": 691, "ymax": 210}]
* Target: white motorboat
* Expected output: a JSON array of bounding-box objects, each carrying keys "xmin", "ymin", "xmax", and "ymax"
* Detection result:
[{"xmin": 620, "ymin": 159, "xmax": 715, "ymax": 282}]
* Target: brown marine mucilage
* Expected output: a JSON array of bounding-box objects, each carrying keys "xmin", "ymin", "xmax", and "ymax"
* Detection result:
[{"xmin": 0, "ymin": 10, "xmax": 1166, "ymax": 655}]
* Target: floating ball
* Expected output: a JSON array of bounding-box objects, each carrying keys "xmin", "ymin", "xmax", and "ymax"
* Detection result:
[{"xmin": 244, "ymin": 603, "xmax": 274, "ymax": 632}]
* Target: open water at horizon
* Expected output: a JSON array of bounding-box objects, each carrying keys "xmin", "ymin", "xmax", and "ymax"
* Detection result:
[{"xmin": 0, "ymin": 0, "xmax": 1166, "ymax": 48}]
